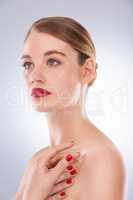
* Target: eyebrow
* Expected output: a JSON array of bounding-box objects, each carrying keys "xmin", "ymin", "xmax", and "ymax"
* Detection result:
[{"xmin": 21, "ymin": 50, "xmax": 66, "ymax": 59}]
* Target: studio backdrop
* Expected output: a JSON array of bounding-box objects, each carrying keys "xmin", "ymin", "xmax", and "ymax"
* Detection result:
[{"xmin": 0, "ymin": 0, "xmax": 132, "ymax": 199}]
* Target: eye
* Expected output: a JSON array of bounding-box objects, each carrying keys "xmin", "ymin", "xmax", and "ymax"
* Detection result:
[
  {"xmin": 47, "ymin": 58, "xmax": 61, "ymax": 66},
  {"xmin": 21, "ymin": 61, "xmax": 33, "ymax": 70}
]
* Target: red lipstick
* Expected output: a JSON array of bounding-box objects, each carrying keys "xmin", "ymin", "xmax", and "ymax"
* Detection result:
[{"xmin": 31, "ymin": 88, "xmax": 51, "ymax": 98}]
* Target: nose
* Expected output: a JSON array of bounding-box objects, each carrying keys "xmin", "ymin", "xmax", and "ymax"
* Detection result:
[{"xmin": 29, "ymin": 66, "xmax": 46, "ymax": 84}]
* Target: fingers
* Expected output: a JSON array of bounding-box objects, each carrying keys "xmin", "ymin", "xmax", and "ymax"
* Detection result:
[
  {"xmin": 47, "ymin": 153, "xmax": 79, "ymax": 199},
  {"xmin": 29, "ymin": 141, "xmax": 75, "ymax": 171},
  {"xmin": 49, "ymin": 152, "xmax": 80, "ymax": 181},
  {"xmin": 50, "ymin": 176, "xmax": 73, "ymax": 196},
  {"xmin": 31, "ymin": 141, "xmax": 74, "ymax": 164},
  {"xmin": 55, "ymin": 165, "xmax": 77, "ymax": 184},
  {"xmin": 45, "ymin": 141, "xmax": 75, "ymax": 164},
  {"xmin": 47, "ymin": 191, "xmax": 66, "ymax": 200},
  {"xmin": 31, "ymin": 146, "xmax": 50, "ymax": 161},
  {"xmin": 47, "ymin": 176, "xmax": 74, "ymax": 200},
  {"xmin": 47, "ymin": 149, "xmax": 78, "ymax": 169},
  {"xmin": 55, "ymin": 170, "xmax": 70, "ymax": 183}
]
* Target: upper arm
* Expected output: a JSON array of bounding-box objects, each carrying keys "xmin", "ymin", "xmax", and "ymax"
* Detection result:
[{"xmin": 74, "ymin": 147, "xmax": 126, "ymax": 200}]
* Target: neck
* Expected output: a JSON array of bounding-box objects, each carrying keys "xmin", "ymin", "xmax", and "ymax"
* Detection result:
[{"xmin": 45, "ymin": 105, "xmax": 91, "ymax": 146}]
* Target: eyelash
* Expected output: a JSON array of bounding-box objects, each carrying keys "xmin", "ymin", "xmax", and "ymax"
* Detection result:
[
  {"xmin": 22, "ymin": 58, "xmax": 61, "ymax": 70},
  {"xmin": 22, "ymin": 61, "xmax": 33, "ymax": 70}
]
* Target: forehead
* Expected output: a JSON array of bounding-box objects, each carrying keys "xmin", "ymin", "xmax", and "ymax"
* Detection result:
[{"xmin": 23, "ymin": 30, "xmax": 77, "ymax": 58}]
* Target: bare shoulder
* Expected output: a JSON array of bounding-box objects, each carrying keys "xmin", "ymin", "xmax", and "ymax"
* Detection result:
[
  {"xmin": 66, "ymin": 131, "xmax": 126, "ymax": 200},
  {"xmin": 81, "ymin": 137, "xmax": 125, "ymax": 170},
  {"xmin": 81, "ymin": 141, "xmax": 126, "ymax": 182},
  {"xmin": 80, "ymin": 126, "xmax": 126, "ymax": 173},
  {"xmin": 79, "ymin": 141, "xmax": 126, "ymax": 199}
]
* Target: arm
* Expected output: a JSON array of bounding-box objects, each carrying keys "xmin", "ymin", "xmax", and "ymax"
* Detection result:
[{"xmin": 74, "ymin": 147, "xmax": 126, "ymax": 200}]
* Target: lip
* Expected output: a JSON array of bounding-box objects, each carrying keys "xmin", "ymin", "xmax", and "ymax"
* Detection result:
[{"xmin": 31, "ymin": 87, "xmax": 52, "ymax": 98}]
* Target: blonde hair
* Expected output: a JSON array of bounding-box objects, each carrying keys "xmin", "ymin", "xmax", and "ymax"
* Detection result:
[{"xmin": 24, "ymin": 16, "xmax": 97, "ymax": 68}]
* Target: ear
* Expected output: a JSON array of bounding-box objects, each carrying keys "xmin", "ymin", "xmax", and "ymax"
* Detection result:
[{"xmin": 80, "ymin": 58, "xmax": 97, "ymax": 86}]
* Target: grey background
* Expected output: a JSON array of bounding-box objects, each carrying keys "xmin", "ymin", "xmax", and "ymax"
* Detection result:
[{"xmin": 0, "ymin": 0, "xmax": 132, "ymax": 199}]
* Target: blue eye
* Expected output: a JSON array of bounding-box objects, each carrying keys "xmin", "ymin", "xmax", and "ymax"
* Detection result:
[
  {"xmin": 47, "ymin": 58, "xmax": 61, "ymax": 66},
  {"xmin": 22, "ymin": 62, "xmax": 33, "ymax": 70}
]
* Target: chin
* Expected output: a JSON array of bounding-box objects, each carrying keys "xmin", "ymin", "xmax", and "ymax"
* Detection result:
[
  {"xmin": 30, "ymin": 95, "xmax": 75, "ymax": 112},
  {"xmin": 31, "ymin": 102, "xmax": 72, "ymax": 113},
  {"xmin": 29, "ymin": 95, "xmax": 55, "ymax": 112},
  {"xmin": 31, "ymin": 103, "xmax": 55, "ymax": 112},
  {"xmin": 31, "ymin": 101, "xmax": 62, "ymax": 113}
]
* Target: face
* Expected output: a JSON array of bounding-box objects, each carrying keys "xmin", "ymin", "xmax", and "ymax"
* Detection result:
[{"xmin": 21, "ymin": 30, "xmax": 83, "ymax": 112}]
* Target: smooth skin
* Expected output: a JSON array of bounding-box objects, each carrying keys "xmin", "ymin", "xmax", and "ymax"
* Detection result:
[
  {"xmin": 12, "ymin": 141, "xmax": 80, "ymax": 200},
  {"xmin": 19, "ymin": 30, "xmax": 126, "ymax": 199}
]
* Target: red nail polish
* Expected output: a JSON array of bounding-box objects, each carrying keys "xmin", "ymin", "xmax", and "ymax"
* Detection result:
[
  {"xmin": 65, "ymin": 154, "xmax": 73, "ymax": 161},
  {"xmin": 66, "ymin": 165, "xmax": 73, "ymax": 171},
  {"xmin": 66, "ymin": 177, "xmax": 72, "ymax": 184},
  {"xmin": 70, "ymin": 169, "xmax": 77, "ymax": 175},
  {"xmin": 60, "ymin": 191, "xmax": 66, "ymax": 196}
]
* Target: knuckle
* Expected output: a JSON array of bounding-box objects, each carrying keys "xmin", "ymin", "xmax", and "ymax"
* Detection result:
[
  {"xmin": 52, "ymin": 146, "xmax": 59, "ymax": 152},
  {"xmin": 59, "ymin": 159, "xmax": 67, "ymax": 169},
  {"xmin": 54, "ymin": 184, "xmax": 65, "ymax": 196},
  {"xmin": 31, "ymin": 146, "xmax": 50, "ymax": 161},
  {"xmin": 60, "ymin": 172, "xmax": 68, "ymax": 181},
  {"xmin": 48, "ymin": 146, "xmax": 56, "ymax": 155},
  {"xmin": 52, "ymin": 144, "xmax": 63, "ymax": 153},
  {"xmin": 64, "ymin": 172, "xmax": 69, "ymax": 179},
  {"xmin": 28, "ymin": 157, "xmax": 44, "ymax": 169},
  {"xmin": 49, "ymin": 195, "xmax": 56, "ymax": 200}
]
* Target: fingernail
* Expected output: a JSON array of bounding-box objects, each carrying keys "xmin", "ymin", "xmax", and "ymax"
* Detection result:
[
  {"xmin": 70, "ymin": 169, "xmax": 77, "ymax": 175},
  {"xmin": 65, "ymin": 154, "xmax": 73, "ymax": 161},
  {"xmin": 66, "ymin": 165, "xmax": 73, "ymax": 171},
  {"xmin": 66, "ymin": 177, "xmax": 73, "ymax": 184},
  {"xmin": 59, "ymin": 191, "xmax": 66, "ymax": 196}
]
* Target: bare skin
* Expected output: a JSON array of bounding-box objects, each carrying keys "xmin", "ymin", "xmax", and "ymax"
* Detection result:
[
  {"xmin": 12, "ymin": 142, "xmax": 80, "ymax": 200},
  {"xmin": 52, "ymin": 125, "xmax": 126, "ymax": 200},
  {"xmin": 20, "ymin": 30, "xmax": 126, "ymax": 199}
]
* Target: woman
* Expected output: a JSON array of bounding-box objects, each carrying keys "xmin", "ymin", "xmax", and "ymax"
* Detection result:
[{"xmin": 14, "ymin": 16, "xmax": 126, "ymax": 199}]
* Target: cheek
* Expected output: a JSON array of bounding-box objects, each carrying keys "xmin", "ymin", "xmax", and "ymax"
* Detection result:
[
  {"xmin": 50, "ymin": 66, "xmax": 81, "ymax": 98},
  {"xmin": 23, "ymin": 72, "xmax": 29, "ymax": 86}
]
